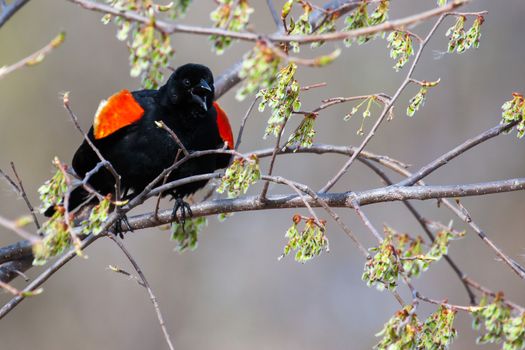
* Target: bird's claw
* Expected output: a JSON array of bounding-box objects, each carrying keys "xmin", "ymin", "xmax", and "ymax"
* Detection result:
[
  {"xmin": 114, "ymin": 213, "xmax": 133, "ymax": 239},
  {"xmin": 172, "ymin": 197, "xmax": 193, "ymax": 228}
]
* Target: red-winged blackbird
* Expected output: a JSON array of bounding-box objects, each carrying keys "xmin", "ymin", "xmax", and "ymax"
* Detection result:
[{"xmin": 47, "ymin": 63, "xmax": 233, "ymax": 224}]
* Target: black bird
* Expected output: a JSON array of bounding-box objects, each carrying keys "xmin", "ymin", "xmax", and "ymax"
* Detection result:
[{"xmin": 47, "ymin": 64, "xmax": 234, "ymax": 227}]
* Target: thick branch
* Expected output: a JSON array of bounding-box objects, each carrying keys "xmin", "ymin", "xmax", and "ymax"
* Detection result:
[{"xmin": 126, "ymin": 178, "xmax": 525, "ymax": 231}]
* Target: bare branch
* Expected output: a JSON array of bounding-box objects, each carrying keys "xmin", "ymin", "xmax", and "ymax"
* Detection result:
[
  {"xmin": 265, "ymin": 0, "xmax": 281, "ymax": 28},
  {"xmin": 0, "ymin": 215, "xmax": 40, "ymax": 244},
  {"xmin": 156, "ymin": 120, "xmax": 189, "ymax": 157},
  {"xmin": 0, "ymin": 0, "xmax": 30, "ymax": 28},
  {"xmin": 108, "ymin": 235, "xmax": 175, "ymax": 350},
  {"xmin": 397, "ymin": 120, "xmax": 519, "ymax": 186},
  {"xmin": 10, "ymin": 162, "xmax": 40, "ymax": 230},
  {"xmin": 0, "ymin": 31, "xmax": 65, "ymax": 79},
  {"xmin": 0, "ymin": 233, "xmax": 101, "ymax": 319},
  {"xmin": 235, "ymin": 96, "xmax": 258, "ymax": 151}
]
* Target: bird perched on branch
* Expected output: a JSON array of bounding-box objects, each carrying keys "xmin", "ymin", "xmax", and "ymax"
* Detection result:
[{"xmin": 46, "ymin": 63, "xmax": 234, "ymax": 229}]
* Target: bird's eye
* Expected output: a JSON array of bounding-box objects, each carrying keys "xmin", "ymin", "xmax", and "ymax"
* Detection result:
[{"xmin": 183, "ymin": 79, "xmax": 191, "ymax": 87}]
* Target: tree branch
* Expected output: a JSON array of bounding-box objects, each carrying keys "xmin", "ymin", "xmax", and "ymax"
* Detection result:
[
  {"xmin": 0, "ymin": 31, "xmax": 65, "ymax": 79},
  {"xmin": 0, "ymin": 0, "xmax": 30, "ymax": 28}
]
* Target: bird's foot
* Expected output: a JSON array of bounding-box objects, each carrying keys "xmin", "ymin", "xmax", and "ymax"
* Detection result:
[
  {"xmin": 172, "ymin": 196, "xmax": 193, "ymax": 228},
  {"xmin": 113, "ymin": 212, "xmax": 134, "ymax": 239}
]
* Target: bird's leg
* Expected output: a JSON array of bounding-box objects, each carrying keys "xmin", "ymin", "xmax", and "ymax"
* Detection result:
[
  {"xmin": 172, "ymin": 194, "xmax": 193, "ymax": 228},
  {"xmin": 113, "ymin": 188, "xmax": 134, "ymax": 238}
]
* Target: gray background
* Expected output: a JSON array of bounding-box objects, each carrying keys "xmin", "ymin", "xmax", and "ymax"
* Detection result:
[{"xmin": 1, "ymin": 0, "xmax": 524, "ymax": 349}]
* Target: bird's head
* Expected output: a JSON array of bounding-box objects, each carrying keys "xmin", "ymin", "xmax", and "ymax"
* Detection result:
[{"xmin": 162, "ymin": 63, "xmax": 215, "ymax": 117}]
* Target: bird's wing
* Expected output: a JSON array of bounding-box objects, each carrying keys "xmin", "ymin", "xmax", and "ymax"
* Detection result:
[
  {"xmin": 93, "ymin": 89, "xmax": 145, "ymax": 140},
  {"xmin": 213, "ymin": 102, "xmax": 234, "ymax": 149}
]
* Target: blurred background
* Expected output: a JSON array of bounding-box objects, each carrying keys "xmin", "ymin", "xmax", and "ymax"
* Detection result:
[{"xmin": 1, "ymin": 0, "xmax": 524, "ymax": 349}]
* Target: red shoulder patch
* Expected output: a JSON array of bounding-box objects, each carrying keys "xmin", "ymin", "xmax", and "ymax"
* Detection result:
[
  {"xmin": 213, "ymin": 102, "xmax": 234, "ymax": 149},
  {"xmin": 93, "ymin": 89, "xmax": 144, "ymax": 140}
]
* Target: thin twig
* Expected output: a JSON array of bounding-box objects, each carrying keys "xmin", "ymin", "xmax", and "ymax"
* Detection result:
[
  {"xmin": 0, "ymin": 31, "xmax": 64, "ymax": 79},
  {"xmin": 301, "ymin": 82, "xmax": 327, "ymax": 91},
  {"xmin": 63, "ymin": 93, "xmax": 122, "ymax": 203},
  {"xmin": 156, "ymin": 120, "xmax": 189, "ymax": 157},
  {"xmin": 0, "ymin": 215, "xmax": 40, "ymax": 244},
  {"xmin": 265, "ymin": 0, "xmax": 281, "ymax": 28},
  {"xmin": 264, "ymin": 175, "xmax": 370, "ymax": 258},
  {"xmin": 10, "ymin": 162, "xmax": 40, "ymax": 230},
  {"xmin": 0, "ymin": 0, "xmax": 30, "ymax": 28},
  {"xmin": 107, "ymin": 264, "xmax": 146, "ymax": 287},
  {"xmin": 235, "ymin": 96, "xmax": 258, "ymax": 151},
  {"xmin": 350, "ymin": 198, "xmax": 384, "ymax": 242},
  {"xmin": 0, "ymin": 168, "xmax": 19, "ymax": 193},
  {"xmin": 416, "ymin": 293, "xmax": 481, "ymax": 312},
  {"xmin": 259, "ymin": 117, "xmax": 290, "ymax": 200},
  {"xmin": 397, "ymin": 120, "xmax": 519, "ymax": 187},
  {"xmin": 0, "ymin": 233, "xmax": 102, "ymax": 319},
  {"xmin": 108, "ymin": 234, "xmax": 175, "ymax": 350},
  {"xmin": 464, "ymin": 277, "xmax": 525, "ymax": 313}
]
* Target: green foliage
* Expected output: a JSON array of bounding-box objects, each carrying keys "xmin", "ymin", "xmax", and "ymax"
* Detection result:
[
  {"xmin": 426, "ymin": 227, "xmax": 464, "ymax": 258},
  {"xmin": 344, "ymin": 95, "xmax": 383, "ymax": 135},
  {"xmin": 343, "ymin": 1, "xmax": 369, "ymax": 46},
  {"xmin": 171, "ymin": 216, "xmax": 207, "ymax": 252},
  {"xmin": 282, "ymin": 0, "xmax": 313, "ymax": 53},
  {"xmin": 419, "ymin": 306, "xmax": 458, "ymax": 349},
  {"xmin": 287, "ymin": 114, "xmax": 316, "ymax": 148},
  {"xmin": 376, "ymin": 305, "xmax": 458, "ymax": 350},
  {"xmin": 344, "ymin": 0, "xmax": 390, "ymax": 46},
  {"xmin": 365, "ymin": 225, "xmax": 463, "ymax": 289},
  {"xmin": 388, "ymin": 225, "xmax": 464, "ymax": 279},
  {"xmin": 170, "ymin": 0, "xmax": 191, "ymax": 19},
  {"xmin": 446, "ymin": 15, "xmax": 484, "ymax": 54},
  {"xmin": 363, "ymin": 234, "xmax": 399, "ymax": 291},
  {"xmin": 503, "ymin": 314, "xmax": 525, "ymax": 350},
  {"xmin": 103, "ymin": 0, "xmax": 174, "ymax": 88},
  {"xmin": 257, "ymin": 63, "xmax": 301, "ymax": 137},
  {"xmin": 80, "ymin": 196, "xmax": 111, "ymax": 236},
  {"xmin": 407, "ymin": 79, "xmax": 440, "ymax": 117},
  {"xmin": 217, "ymin": 155, "xmax": 260, "ymax": 198},
  {"xmin": 210, "ymin": 0, "xmax": 253, "ymax": 54},
  {"xmin": 310, "ymin": 12, "xmax": 337, "ymax": 49},
  {"xmin": 387, "ymin": 31, "xmax": 413, "ymax": 71},
  {"xmin": 473, "ymin": 297, "xmax": 512, "ymax": 345},
  {"xmin": 236, "ymin": 42, "xmax": 282, "ymax": 100},
  {"xmin": 38, "ymin": 158, "xmax": 67, "ymax": 213},
  {"xmin": 407, "ymin": 87, "xmax": 428, "ymax": 117},
  {"xmin": 501, "ymin": 93, "xmax": 525, "ymax": 138},
  {"xmin": 471, "ymin": 294, "xmax": 525, "ymax": 349},
  {"xmin": 280, "ymin": 215, "xmax": 328, "ymax": 263},
  {"xmin": 33, "ymin": 208, "xmax": 70, "ymax": 266},
  {"xmin": 375, "ymin": 306, "xmax": 420, "ymax": 349},
  {"xmin": 438, "ymin": 0, "xmax": 447, "ymax": 6},
  {"xmin": 217, "ymin": 212, "xmax": 234, "ymax": 222}
]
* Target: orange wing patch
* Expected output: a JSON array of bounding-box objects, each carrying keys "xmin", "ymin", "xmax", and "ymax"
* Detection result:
[
  {"xmin": 93, "ymin": 89, "xmax": 144, "ymax": 140},
  {"xmin": 213, "ymin": 102, "xmax": 234, "ymax": 149}
]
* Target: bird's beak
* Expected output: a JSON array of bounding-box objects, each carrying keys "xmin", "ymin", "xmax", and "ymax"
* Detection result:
[{"xmin": 191, "ymin": 79, "xmax": 212, "ymax": 112}]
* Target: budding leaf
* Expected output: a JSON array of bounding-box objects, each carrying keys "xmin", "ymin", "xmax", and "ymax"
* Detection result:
[
  {"xmin": 280, "ymin": 215, "xmax": 328, "ymax": 263},
  {"xmin": 217, "ymin": 155, "xmax": 261, "ymax": 198},
  {"xmin": 171, "ymin": 216, "xmax": 207, "ymax": 252}
]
